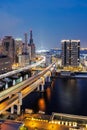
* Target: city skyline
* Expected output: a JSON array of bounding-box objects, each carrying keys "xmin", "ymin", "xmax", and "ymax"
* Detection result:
[{"xmin": 0, "ymin": 0, "xmax": 87, "ymax": 50}]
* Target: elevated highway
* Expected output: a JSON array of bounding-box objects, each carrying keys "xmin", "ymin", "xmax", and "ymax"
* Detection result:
[
  {"xmin": 0, "ymin": 56, "xmax": 45, "ymax": 79},
  {"xmin": 0, "ymin": 63, "xmax": 54, "ymax": 101},
  {"xmin": 0, "ymin": 63, "xmax": 56, "ymax": 115}
]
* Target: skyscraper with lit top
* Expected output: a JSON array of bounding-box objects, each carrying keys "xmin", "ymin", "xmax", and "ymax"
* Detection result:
[{"xmin": 28, "ymin": 30, "xmax": 35, "ymax": 59}]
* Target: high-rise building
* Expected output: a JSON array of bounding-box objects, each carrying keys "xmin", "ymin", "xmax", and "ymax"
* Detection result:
[
  {"xmin": 15, "ymin": 38, "xmax": 23, "ymax": 63},
  {"xmin": 24, "ymin": 33, "xmax": 28, "ymax": 45},
  {"xmin": 28, "ymin": 30, "xmax": 35, "ymax": 59},
  {"xmin": 23, "ymin": 33, "xmax": 28, "ymax": 53},
  {"xmin": 61, "ymin": 40, "xmax": 80, "ymax": 67},
  {"xmin": 2, "ymin": 36, "xmax": 16, "ymax": 63},
  {"xmin": 18, "ymin": 33, "xmax": 31, "ymax": 67},
  {"xmin": 30, "ymin": 30, "xmax": 33, "ymax": 44},
  {"xmin": 15, "ymin": 38, "xmax": 23, "ymax": 55}
]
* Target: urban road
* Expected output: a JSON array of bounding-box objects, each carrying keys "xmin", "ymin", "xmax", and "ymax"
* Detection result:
[{"xmin": 0, "ymin": 118, "xmax": 69, "ymax": 130}]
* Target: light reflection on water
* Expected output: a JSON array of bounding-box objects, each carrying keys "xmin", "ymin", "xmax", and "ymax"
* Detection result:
[
  {"xmin": 38, "ymin": 98, "xmax": 46, "ymax": 111},
  {"xmin": 46, "ymin": 87, "xmax": 51, "ymax": 101},
  {"xmin": 57, "ymin": 78, "xmax": 80, "ymax": 114},
  {"xmin": 22, "ymin": 77, "xmax": 87, "ymax": 116}
]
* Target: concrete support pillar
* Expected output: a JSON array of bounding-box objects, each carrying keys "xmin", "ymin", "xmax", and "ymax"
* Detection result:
[
  {"xmin": 45, "ymin": 77, "xmax": 47, "ymax": 82},
  {"xmin": 5, "ymin": 82, "xmax": 8, "ymax": 89},
  {"xmin": 11, "ymin": 106, "xmax": 14, "ymax": 114},
  {"xmin": 13, "ymin": 79, "xmax": 16, "ymax": 86},
  {"xmin": 41, "ymin": 84, "xmax": 44, "ymax": 92},
  {"xmin": 54, "ymin": 66, "xmax": 56, "ymax": 72},
  {"xmin": 26, "ymin": 74, "xmax": 28, "ymax": 79},
  {"xmin": 16, "ymin": 92, "xmax": 22, "ymax": 115},
  {"xmin": 20, "ymin": 76, "xmax": 23, "ymax": 82},
  {"xmin": 17, "ymin": 104, "xmax": 21, "ymax": 115},
  {"xmin": 24, "ymin": 75, "xmax": 26, "ymax": 80},
  {"xmin": 52, "ymin": 72, "xmax": 55, "ymax": 77},
  {"xmin": 9, "ymin": 95, "xmax": 11, "ymax": 98},
  {"xmin": 37, "ymin": 86, "xmax": 40, "ymax": 91},
  {"xmin": 48, "ymin": 76, "xmax": 51, "ymax": 82},
  {"xmin": 18, "ymin": 92, "xmax": 22, "ymax": 105}
]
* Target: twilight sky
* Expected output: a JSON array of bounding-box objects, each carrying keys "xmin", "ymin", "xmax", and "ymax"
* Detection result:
[{"xmin": 0, "ymin": 0, "xmax": 87, "ymax": 50}]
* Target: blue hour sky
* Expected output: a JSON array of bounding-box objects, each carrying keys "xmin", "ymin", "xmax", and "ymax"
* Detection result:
[{"xmin": 0, "ymin": 0, "xmax": 87, "ymax": 50}]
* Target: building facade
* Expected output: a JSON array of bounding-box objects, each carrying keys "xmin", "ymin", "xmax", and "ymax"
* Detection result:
[
  {"xmin": 45, "ymin": 54, "xmax": 52, "ymax": 66},
  {"xmin": 18, "ymin": 54, "xmax": 29, "ymax": 67},
  {"xmin": 28, "ymin": 30, "xmax": 35, "ymax": 59},
  {"xmin": 0, "ymin": 55, "xmax": 12, "ymax": 74},
  {"xmin": 15, "ymin": 38, "xmax": 23, "ymax": 63},
  {"xmin": 15, "ymin": 38, "xmax": 23, "ymax": 55},
  {"xmin": 2, "ymin": 36, "xmax": 16, "ymax": 63},
  {"xmin": 61, "ymin": 40, "xmax": 80, "ymax": 67}
]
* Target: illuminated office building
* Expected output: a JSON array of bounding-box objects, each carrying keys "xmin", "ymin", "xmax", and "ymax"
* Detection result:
[
  {"xmin": 15, "ymin": 38, "xmax": 23, "ymax": 55},
  {"xmin": 61, "ymin": 40, "xmax": 80, "ymax": 66}
]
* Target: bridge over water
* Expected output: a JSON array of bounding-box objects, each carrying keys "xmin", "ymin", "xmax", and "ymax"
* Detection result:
[{"xmin": 0, "ymin": 63, "xmax": 56, "ymax": 115}]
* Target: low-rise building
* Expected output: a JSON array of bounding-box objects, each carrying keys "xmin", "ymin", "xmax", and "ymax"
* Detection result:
[{"xmin": 18, "ymin": 53, "xmax": 29, "ymax": 67}]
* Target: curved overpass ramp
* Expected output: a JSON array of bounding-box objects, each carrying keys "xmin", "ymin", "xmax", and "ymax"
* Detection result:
[{"xmin": 0, "ymin": 56, "xmax": 45, "ymax": 79}]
